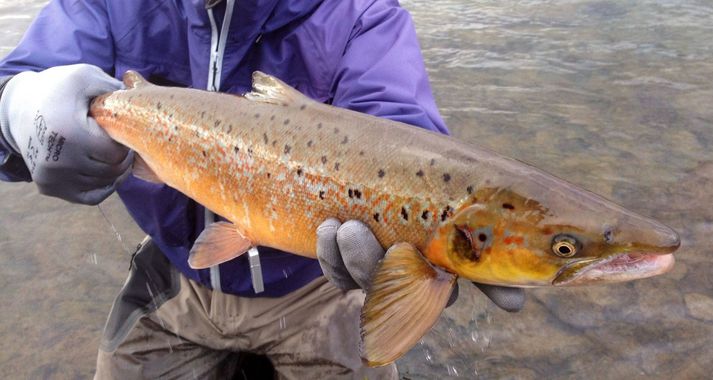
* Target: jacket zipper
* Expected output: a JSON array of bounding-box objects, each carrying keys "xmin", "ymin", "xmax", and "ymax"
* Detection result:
[
  {"xmin": 205, "ymin": 1, "xmax": 264, "ymax": 294},
  {"xmin": 205, "ymin": 0, "xmax": 235, "ymax": 292},
  {"xmin": 207, "ymin": 0, "xmax": 235, "ymax": 92}
]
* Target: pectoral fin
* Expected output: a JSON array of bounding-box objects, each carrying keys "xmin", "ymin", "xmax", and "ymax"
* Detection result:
[
  {"xmin": 188, "ymin": 222, "xmax": 253, "ymax": 269},
  {"xmin": 360, "ymin": 242, "xmax": 457, "ymax": 367}
]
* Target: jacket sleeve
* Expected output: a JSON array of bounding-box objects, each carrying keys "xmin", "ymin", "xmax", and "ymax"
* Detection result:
[
  {"xmin": 0, "ymin": 0, "xmax": 115, "ymax": 181},
  {"xmin": 330, "ymin": 0, "xmax": 449, "ymax": 135}
]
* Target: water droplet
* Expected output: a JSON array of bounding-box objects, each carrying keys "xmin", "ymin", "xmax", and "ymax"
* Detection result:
[
  {"xmin": 447, "ymin": 365, "xmax": 460, "ymax": 377},
  {"xmin": 480, "ymin": 336, "xmax": 491, "ymax": 352},
  {"xmin": 279, "ymin": 317, "xmax": 286, "ymax": 330},
  {"xmin": 470, "ymin": 330, "xmax": 479, "ymax": 343},
  {"xmin": 447, "ymin": 328, "xmax": 456, "ymax": 348},
  {"xmin": 424, "ymin": 347, "xmax": 433, "ymax": 363}
]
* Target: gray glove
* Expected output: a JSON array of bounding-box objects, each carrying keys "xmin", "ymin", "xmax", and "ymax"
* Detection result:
[
  {"xmin": 0, "ymin": 64, "xmax": 132, "ymax": 205},
  {"xmin": 317, "ymin": 218, "xmax": 525, "ymax": 312}
]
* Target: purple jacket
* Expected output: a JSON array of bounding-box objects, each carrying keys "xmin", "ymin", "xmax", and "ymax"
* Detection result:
[{"xmin": 0, "ymin": 0, "xmax": 447, "ymax": 297}]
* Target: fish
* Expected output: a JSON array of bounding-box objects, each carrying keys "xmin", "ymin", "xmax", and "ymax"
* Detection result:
[{"xmin": 89, "ymin": 71, "xmax": 680, "ymax": 366}]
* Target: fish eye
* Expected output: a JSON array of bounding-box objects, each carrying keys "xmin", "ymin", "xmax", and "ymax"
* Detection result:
[{"xmin": 552, "ymin": 234, "xmax": 579, "ymax": 257}]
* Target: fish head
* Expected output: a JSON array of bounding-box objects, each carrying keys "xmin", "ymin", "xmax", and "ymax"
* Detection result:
[{"xmin": 425, "ymin": 184, "xmax": 679, "ymax": 288}]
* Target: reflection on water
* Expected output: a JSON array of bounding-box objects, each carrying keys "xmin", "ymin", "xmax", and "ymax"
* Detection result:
[{"xmin": 1, "ymin": 0, "xmax": 712, "ymax": 378}]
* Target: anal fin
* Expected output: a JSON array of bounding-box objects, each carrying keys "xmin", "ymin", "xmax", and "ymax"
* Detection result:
[
  {"xmin": 188, "ymin": 222, "xmax": 253, "ymax": 269},
  {"xmin": 360, "ymin": 242, "xmax": 457, "ymax": 367}
]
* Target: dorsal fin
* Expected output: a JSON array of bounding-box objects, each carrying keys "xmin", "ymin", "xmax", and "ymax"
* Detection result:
[
  {"xmin": 244, "ymin": 71, "xmax": 307, "ymax": 106},
  {"xmin": 123, "ymin": 71, "xmax": 151, "ymax": 89}
]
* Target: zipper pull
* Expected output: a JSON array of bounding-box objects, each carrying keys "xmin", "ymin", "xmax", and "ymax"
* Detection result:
[
  {"xmin": 248, "ymin": 247, "xmax": 265, "ymax": 293},
  {"xmin": 205, "ymin": 0, "xmax": 223, "ymax": 9}
]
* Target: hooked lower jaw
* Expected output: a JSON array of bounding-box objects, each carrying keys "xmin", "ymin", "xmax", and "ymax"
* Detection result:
[{"xmin": 552, "ymin": 252, "xmax": 675, "ymax": 286}]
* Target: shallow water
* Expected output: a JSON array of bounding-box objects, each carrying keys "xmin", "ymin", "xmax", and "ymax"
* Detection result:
[{"xmin": 1, "ymin": 0, "xmax": 712, "ymax": 378}]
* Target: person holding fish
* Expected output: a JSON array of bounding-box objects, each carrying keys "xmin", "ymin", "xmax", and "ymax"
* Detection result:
[{"xmin": 0, "ymin": 0, "xmax": 528, "ymax": 378}]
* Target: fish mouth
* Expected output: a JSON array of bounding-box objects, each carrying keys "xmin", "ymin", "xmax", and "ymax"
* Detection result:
[{"xmin": 552, "ymin": 252, "xmax": 675, "ymax": 286}]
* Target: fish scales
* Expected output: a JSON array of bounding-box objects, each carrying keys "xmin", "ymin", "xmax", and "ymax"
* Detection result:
[{"xmin": 92, "ymin": 75, "xmax": 485, "ymax": 257}]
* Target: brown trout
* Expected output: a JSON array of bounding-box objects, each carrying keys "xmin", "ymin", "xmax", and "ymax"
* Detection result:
[{"xmin": 90, "ymin": 71, "xmax": 680, "ymax": 366}]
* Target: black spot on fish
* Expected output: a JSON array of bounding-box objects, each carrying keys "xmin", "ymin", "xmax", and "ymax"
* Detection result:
[
  {"xmin": 174, "ymin": 125, "xmax": 179, "ymax": 131},
  {"xmin": 282, "ymin": 102, "xmax": 288, "ymax": 107},
  {"xmin": 378, "ymin": 169, "xmax": 385, "ymax": 178},
  {"xmin": 201, "ymin": 150, "xmax": 207, "ymax": 157},
  {"xmin": 502, "ymin": 203, "xmax": 515, "ymax": 210},
  {"xmin": 234, "ymin": 146, "xmax": 240, "ymax": 153},
  {"xmin": 263, "ymin": 133, "xmax": 269, "ymax": 144},
  {"xmin": 430, "ymin": 158, "xmax": 436, "ymax": 166},
  {"xmin": 334, "ymin": 162, "xmax": 340, "ymax": 171},
  {"xmin": 284, "ymin": 119, "xmax": 290, "ymax": 125},
  {"xmin": 319, "ymin": 190, "xmax": 325, "ymax": 200},
  {"xmin": 421, "ymin": 210, "xmax": 430, "ymax": 221},
  {"xmin": 359, "ymin": 151, "xmax": 365, "ymax": 156},
  {"xmin": 296, "ymin": 168, "xmax": 303, "ymax": 176},
  {"xmin": 270, "ymin": 115, "xmax": 275, "ymax": 121},
  {"xmin": 168, "ymin": 113, "xmax": 173, "ymax": 119},
  {"xmin": 112, "ymin": 112, "xmax": 117, "ymax": 118},
  {"xmin": 401, "ymin": 207, "xmax": 409, "ymax": 221},
  {"xmin": 156, "ymin": 102, "xmax": 162, "ymax": 110},
  {"xmin": 284, "ymin": 145, "xmax": 291, "ymax": 154},
  {"xmin": 254, "ymin": 113, "xmax": 260, "ymax": 118},
  {"xmin": 373, "ymin": 213, "xmax": 380, "ymax": 222},
  {"xmin": 247, "ymin": 147, "xmax": 253, "ymax": 155},
  {"xmin": 443, "ymin": 173, "xmax": 451, "ymax": 183},
  {"xmin": 317, "ymin": 123, "xmax": 323, "ymax": 129},
  {"xmin": 341, "ymin": 136, "xmax": 348, "ymax": 144},
  {"xmin": 272, "ymin": 140, "xmax": 277, "ymax": 147},
  {"xmin": 348, "ymin": 189, "xmax": 354, "ymax": 198},
  {"xmin": 467, "ymin": 186, "xmax": 474, "ymax": 195},
  {"xmin": 300, "ymin": 104, "xmax": 306, "ymax": 110},
  {"xmin": 441, "ymin": 206, "xmax": 453, "ymax": 222},
  {"xmin": 267, "ymin": 172, "xmax": 271, "ymax": 179},
  {"xmin": 307, "ymin": 140, "xmax": 313, "ymax": 148},
  {"xmin": 227, "ymin": 124, "xmax": 233, "ymax": 133},
  {"xmin": 321, "ymin": 156, "xmax": 327, "ymax": 164},
  {"xmin": 201, "ymin": 111, "xmax": 206, "ymax": 118},
  {"xmin": 416, "ymin": 169, "xmax": 424, "ymax": 177}
]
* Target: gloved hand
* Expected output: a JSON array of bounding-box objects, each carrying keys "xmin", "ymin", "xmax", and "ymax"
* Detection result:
[
  {"xmin": 316, "ymin": 218, "xmax": 525, "ymax": 312},
  {"xmin": 0, "ymin": 64, "xmax": 132, "ymax": 205}
]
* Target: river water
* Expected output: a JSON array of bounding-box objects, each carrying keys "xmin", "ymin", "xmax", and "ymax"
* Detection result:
[{"xmin": 1, "ymin": 0, "xmax": 712, "ymax": 378}]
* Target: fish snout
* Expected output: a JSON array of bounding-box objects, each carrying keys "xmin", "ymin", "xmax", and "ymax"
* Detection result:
[{"xmin": 610, "ymin": 215, "xmax": 680, "ymax": 254}]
